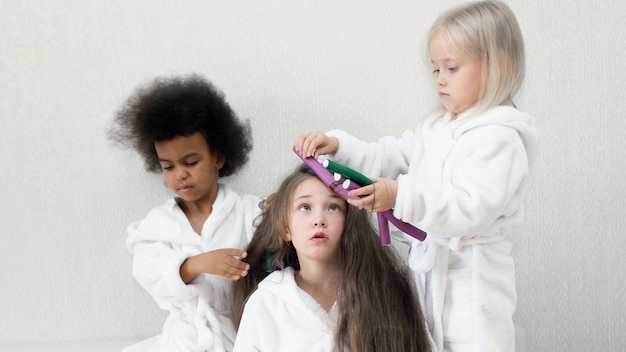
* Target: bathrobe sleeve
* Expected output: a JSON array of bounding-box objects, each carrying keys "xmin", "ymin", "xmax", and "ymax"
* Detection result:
[
  {"xmin": 327, "ymin": 108, "xmax": 537, "ymax": 238},
  {"xmin": 326, "ymin": 128, "xmax": 421, "ymax": 181},
  {"xmin": 394, "ymin": 124, "xmax": 531, "ymax": 236},
  {"xmin": 126, "ymin": 205, "xmax": 202, "ymax": 306}
]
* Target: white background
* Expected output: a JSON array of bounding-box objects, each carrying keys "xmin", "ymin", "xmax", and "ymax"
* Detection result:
[{"xmin": 1, "ymin": 1, "xmax": 624, "ymax": 351}]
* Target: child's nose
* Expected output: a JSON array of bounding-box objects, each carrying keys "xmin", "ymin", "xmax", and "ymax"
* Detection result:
[
  {"xmin": 436, "ymin": 73, "xmax": 446, "ymax": 86},
  {"xmin": 313, "ymin": 217, "xmax": 326, "ymax": 227},
  {"xmin": 176, "ymin": 169, "xmax": 188, "ymax": 180}
]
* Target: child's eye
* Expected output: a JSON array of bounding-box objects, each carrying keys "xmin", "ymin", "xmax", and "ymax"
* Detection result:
[
  {"xmin": 328, "ymin": 204, "xmax": 341, "ymax": 212},
  {"xmin": 432, "ymin": 69, "xmax": 440, "ymax": 75},
  {"xmin": 161, "ymin": 165, "xmax": 174, "ymax": 171},
  {"xmin": 447, "ymin": 66, "xmax": 458, "ymax": 72},
  {"xmin": 298, "ymin": 204, "xmax": 311, "ymax": 212},
  {"xmin": 185, "ymin": 160, "xmax": 199, "ymax": 167}
]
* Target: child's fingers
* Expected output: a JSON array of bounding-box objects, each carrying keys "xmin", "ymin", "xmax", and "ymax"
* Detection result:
[
  {"xmin": 226, "ymin": 252, "xmax": 250, "ymax": 270},
  {"xmin": 294, "ymin": 133, "xmax": 314, "ymax": 155},
  {"xmin": 222, "ymin": 260, "xmax": 250, "ymax": 280},
  {"xmin": 347, "ymin": 184, "xmax": 374, "ymax": 198},
  {"xmin": 347, "ymin": 193, "xmax": 372, "ymax": 209},
  {"xmin": 347, "ymin": 181, "xmax": 396, "ymax": 212},
  {"xmin": 214, "ymin": 248, "xmax": 250, "ymax": 280},
  {"xmin": 223, "ymin": 248, "xmax": 247, "ymax": 259},
  {"xmin": 296, "ymin": 132, "xmax": 325, "ymax": 157}
]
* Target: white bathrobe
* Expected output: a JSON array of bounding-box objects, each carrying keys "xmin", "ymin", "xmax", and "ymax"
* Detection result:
[
  {"xmin": 325, "ymin": 106, "xmax": 538, "ymax": 352},
  {"xmin": 123, "ymin": 184, "xmax": 260, "ymax": 352},
  {"xmin": 233, "ymin": 267, "xmax": 340, "ymax": 352}
]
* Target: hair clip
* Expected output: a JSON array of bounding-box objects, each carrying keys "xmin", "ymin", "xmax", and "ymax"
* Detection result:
[
  {"xmin": 293, "ymin": 146, "xmax": 426, "ymax": 245},
  {"xmin": 323, "ymin": 159, "xmax": 373, "ymax": 187},
  {"xmin": 263, "ymin": 249, "xmax": 275, "ymax": 273}
]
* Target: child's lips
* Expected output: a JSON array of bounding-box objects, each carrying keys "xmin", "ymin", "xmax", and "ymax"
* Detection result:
[
  {"xmin": 177, "ymin": 185, "xmax": 192, "ymax": 192},
  {"xmin": 310, "ymin": 232, "xmax": 328, "ymax": 241}
]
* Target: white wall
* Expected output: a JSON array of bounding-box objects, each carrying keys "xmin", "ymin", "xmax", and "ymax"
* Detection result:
[{"xmin": 1, "ymin": 1, "xmax": 624, "ymax": 351}]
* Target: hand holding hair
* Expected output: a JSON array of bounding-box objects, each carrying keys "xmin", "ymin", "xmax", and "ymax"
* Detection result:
[{"xmin": 180, "ymin": 248, "xmax": 250, "ymax": 283}]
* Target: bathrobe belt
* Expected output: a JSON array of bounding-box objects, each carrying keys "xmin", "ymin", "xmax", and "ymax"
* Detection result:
[
  {"xmin": 194, "ymin": 307, "xmax": 234, "ymax": 352},
  {"xmin": 408, "ymin": 235, "xmax": 505, "ymax": 351},
  {"xmin": 167, "ymin": 304, "xmax": 234, "ymax": 352}
]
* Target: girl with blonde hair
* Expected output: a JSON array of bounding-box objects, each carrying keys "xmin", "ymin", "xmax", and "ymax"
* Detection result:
[{"xmin": 295, "ymin": 1, "xmax": 537, "ymax": 350}]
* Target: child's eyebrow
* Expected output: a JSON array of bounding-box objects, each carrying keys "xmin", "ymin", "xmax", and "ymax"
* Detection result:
[{"xmin": 293, "ymin": 194, "xmax": 313, "ymax": 202}]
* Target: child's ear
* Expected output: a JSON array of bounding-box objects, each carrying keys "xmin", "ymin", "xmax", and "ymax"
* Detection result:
[
  {"xmin": 215, "ymin": 154, "xmax": 225, "ymax": 170},
  {"xmin": 284, "ymin": 230, "xmax": 292, "ymax": 242}
]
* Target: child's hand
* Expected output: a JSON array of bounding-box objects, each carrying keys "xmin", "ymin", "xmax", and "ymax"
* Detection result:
[
  {"xmin": 295, "ymin": 132, "xmax": 339, "ymax": 159},
  {"xmin": 180, "ymin": 249, "xmax": 250, "ymax": 283},
  {"xmin": 346, "ymin": 178, "xmax": 398, "ymax": 212}
]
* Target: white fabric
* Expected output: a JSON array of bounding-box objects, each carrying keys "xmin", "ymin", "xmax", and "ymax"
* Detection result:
[
  {"xmin": 123, "ymin": 184, "xmax": 260, "ymax": 352},
  {"xmin": 233, "ymin": 267, "xmax": 341, "ymax": 352},
  {"xmin": 0, "ymin": 340, "xmax": 141, "ymax": 352},
  {"xmin": 326, "ymin": 106, "xmax": 537, "ymax": 352}
]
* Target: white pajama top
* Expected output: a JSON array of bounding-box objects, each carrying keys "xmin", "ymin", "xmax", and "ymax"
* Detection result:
[
  {"xmin": 325, "ymin": 106, "xmax": 538, "ymax": 352},
  {"xmin": 123, "ymin": 184, "xmax": 260, "ymax": 352}
]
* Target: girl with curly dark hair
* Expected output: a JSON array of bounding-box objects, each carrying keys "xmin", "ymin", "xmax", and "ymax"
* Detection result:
[{"xmin": 109, "ymin": 74, "xmax": 259, "ymax": 352}]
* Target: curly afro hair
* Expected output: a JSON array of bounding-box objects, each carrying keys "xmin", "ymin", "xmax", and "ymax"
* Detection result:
[{"xmin": 109, "ymin": 74, "xmax": 252, "ymax": 176}]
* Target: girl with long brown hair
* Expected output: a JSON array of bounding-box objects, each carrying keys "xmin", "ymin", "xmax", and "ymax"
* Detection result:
[{"xmin": 231, "ymin": 164, "xmax": 431, "ymax": 352}]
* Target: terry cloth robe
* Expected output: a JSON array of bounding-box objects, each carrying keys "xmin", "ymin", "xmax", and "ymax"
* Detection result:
[
  {"xmin": 123, "ymin": 184, "xmax": 260, "ymax": 352},
  {"xmin": 325, "ymin": 106, "xmax": 538, "ymax": 352},
  {"xmin": 233, "ymin": 267, "xmax": 342, "ymax": 352}
]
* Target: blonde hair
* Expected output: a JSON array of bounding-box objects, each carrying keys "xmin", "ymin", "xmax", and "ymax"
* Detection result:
[{"xmin": 427, "ymin": 0, "xmax": 525, "ymax": 112}]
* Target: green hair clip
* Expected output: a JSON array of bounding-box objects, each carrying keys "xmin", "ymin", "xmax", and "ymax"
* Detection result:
[{"xmin": 263, "ymin": 249, "xmax": 275, "ymax": 273}]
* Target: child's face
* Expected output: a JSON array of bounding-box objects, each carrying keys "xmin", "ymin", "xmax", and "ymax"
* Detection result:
[
  {"xmin": 429, "ymin": 33, "xmax": 482, "ymax": 115},
  {"xmin": 286, "ymin": 178, "xmax": 346, "ymax": 265},
  {"xmin": 154, "ymin": 132, "xmax": 224, "ymax": 204}
]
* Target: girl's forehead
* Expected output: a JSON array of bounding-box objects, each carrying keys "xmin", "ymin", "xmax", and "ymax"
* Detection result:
[
  {"xmin": 294, "ymin": 178, "xmax": 328, "ymax": 196},
  {"xmin": 429, "ymin": 35, "xmax": 478, "ymax": 63},
  {"xmin": 430, "ymin": 32, "xmax": 459, "ymax": 54},
  {"xmin": 292, "ymin": 177, "xmax": 344, "ymax": 203},
  {"xmin": 155, "ymin": 132, "xmax": 209, "ymax": 155}
]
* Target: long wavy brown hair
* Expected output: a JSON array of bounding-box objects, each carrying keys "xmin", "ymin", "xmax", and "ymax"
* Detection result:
[{"xmin": 231, "ymin": 164, "xmax": 431, "ymax": 351}]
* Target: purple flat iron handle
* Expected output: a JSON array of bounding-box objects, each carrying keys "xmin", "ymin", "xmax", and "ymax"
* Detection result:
[
  {"xmin": 377, "ymin": 212, "xmax": 391, "ymax": 245},
  {"xmin": 381, "ymin": 210, "xmax": 427, "ymax": 242}
]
